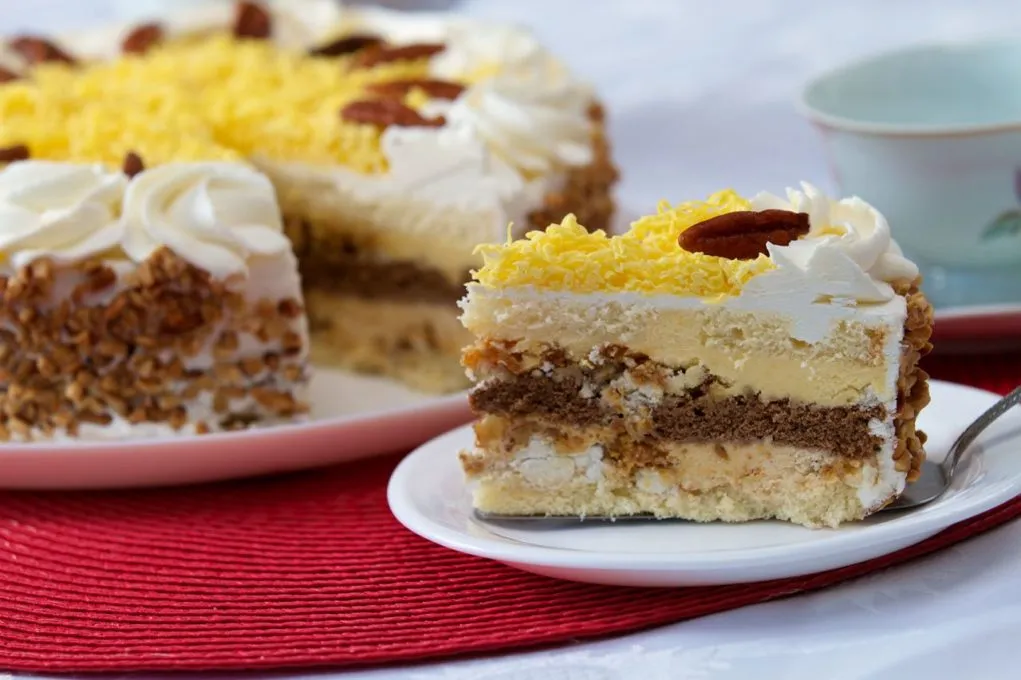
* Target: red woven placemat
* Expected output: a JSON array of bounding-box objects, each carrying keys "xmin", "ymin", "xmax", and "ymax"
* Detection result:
[{"xmin": 0, "ymin": 352, "xmax": 1017, "ymax": 672}]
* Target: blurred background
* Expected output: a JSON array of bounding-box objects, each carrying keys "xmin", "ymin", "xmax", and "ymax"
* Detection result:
[{"xmin": 0, "ymin": 0, "xmax": 1019, "ymax": 210}]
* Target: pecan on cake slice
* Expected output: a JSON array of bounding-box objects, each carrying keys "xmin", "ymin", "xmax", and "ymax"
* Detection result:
[{"xmin": 679, "ymin": 209, "xmax": 810, "ymax": 259}]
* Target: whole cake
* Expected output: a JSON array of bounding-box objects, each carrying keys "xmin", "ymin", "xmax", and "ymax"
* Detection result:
[
  {"xmin": 0, "ymin": 0, "xmax": 616, "ymax": 393},
  {"xmin": 459, "ymin": 184, "xmax": 934, "ymax": 527}
]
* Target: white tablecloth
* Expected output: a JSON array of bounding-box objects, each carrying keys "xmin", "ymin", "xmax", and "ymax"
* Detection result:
[{"xmin": 3, "ymin": 1, "xmax": 1020, "ymax": 677}]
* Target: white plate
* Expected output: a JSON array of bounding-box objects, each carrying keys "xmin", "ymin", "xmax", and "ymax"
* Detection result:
[
  {"xmin": 388, "ymin": 380, "xmax": 1021, "ymax": 587},
  {"xmin": 0, "ymin": 368, "xmax": 470, "ymax": 490}
]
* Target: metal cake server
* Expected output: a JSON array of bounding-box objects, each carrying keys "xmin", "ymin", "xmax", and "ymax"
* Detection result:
[{"xmin": 474, "ymin": 385, "xmax": 1021, "ymax": 525}]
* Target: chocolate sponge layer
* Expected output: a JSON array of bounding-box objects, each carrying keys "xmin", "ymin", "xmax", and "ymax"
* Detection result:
[{"xmin": 470, "ymin": 373, "xmax": 886, "ymax": 458}]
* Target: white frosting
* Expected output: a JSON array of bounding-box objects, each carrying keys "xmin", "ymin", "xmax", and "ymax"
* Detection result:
[
  {"xmin": 424, "ymin": 18, "xmax": 596, "ymax": 176},
  {"xmin": 0, "ymin": 160, "xmax": 291, "ymax": 279},
  {"xmin": 747, "ymin": 183, "xmax": 919, "ymax": 304},
  {"xmin": 0, "ymin": 162, "xmax": 126, "ymax": 271},
  {"xmin": 121, "ymin": 163, "xmax": 291, "ymax": 279},
  {"xmin": 430, "ymin": 20, "xmax": 555, "ymax": 80},
  {"xmin": 0, "ymin": 44, "xmax": 24, "ymax": 75},
  {"xmin": 445, "ymin": 66, "xmax": 594, "ymax": 175},
  {"xmin": 356, "ymin": 125, "xmax": 534, "ymax": 208},
  {"xmin": 857, "ymin": 416, "xmax": 905, "ymax": 511}
]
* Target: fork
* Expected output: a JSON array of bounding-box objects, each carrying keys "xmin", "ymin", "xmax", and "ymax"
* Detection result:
[{"xmin": 474, "ymin": 385, "xmax": 1021, "ymax": 524}]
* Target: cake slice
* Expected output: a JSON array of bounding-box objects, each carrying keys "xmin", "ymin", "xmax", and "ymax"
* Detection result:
[
  {"xmin": 459, "ymin": 184, "xmax": 934, "ymax": 527},
  {"xmin": 0, "ymin": 157, "xmax": 309, "ymax": 441}
]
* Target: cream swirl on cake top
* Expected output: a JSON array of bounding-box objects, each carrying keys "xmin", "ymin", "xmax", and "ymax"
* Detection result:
[
  {"xmin": 445, "ymin": 62, "xmax": 594, "ymax": 176},
  {"xmin": 430, "ymin": 22, "xmax": 549, "ymax": 82},
  {"xmin": 121, "ymin": 163, "xmax": 291, "ymax": 278},
  {"xmin": 0, "ymin": 161, "xmax": 125, "ymax": 271},
  {"xmin": 747, "ymin": 183, "xmax": 919, "ymax": 303}
]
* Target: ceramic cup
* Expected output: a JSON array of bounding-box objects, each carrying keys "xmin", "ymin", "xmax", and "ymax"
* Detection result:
[{"xmin": 800, "ymin": 39, "xmax": 1021, "ymax": 309}]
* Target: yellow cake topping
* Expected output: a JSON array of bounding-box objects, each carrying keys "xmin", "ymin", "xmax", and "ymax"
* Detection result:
[
  {"xmin": 474, "ymin": 190, "xmax": 776, "ymax": 298},
  {"xmin": 0, "ymin": 32, "xmax": 443, "ymax": 172}
]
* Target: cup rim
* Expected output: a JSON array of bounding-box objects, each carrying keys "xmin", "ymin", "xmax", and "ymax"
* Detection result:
[{"xmin": 798, "ymin": 38, "xmax": 1021, "ymax": 138}]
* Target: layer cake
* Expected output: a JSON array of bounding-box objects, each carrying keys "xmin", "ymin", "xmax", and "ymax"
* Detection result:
[
  {"xmin": 0, "ymin": 0, "xmax": 617, "ymax": 393},
  {"xmin": 460, "ymin": 184, "xmax": 934, "ymax": 527}
]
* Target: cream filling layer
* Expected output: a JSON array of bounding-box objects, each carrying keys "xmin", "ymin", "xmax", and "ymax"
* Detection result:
[{"xmin": 461, "ymin": 285, "xmax": 905, "ymax": 408}]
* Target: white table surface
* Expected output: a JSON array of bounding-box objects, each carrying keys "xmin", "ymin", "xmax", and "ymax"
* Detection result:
[{"xmin": 3, "ymin": 0, "xmax": 1021, "ymax": 678}]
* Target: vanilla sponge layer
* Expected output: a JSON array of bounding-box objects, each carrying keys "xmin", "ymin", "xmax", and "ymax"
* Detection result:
[
  {"xmin": 462, "ymin": 433, "xmax": 903, "ymax": 528},
  {"xmin": 460, "ymin": 286, "xmax": 906, "ymax": 407}
]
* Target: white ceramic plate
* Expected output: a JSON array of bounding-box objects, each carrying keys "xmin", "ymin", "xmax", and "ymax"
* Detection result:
[
  {"xmin": 0, "ymin": 368, "xmax": 470, "ymax": 490},
  {"xmin": 388, "ymin": 380, "xmax": 1021, "ymax": 587}
]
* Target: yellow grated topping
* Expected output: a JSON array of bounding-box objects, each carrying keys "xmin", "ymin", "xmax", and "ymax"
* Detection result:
[
  {"xmin": 474, "ymin": 189, "xmax": 777, "ymax": 298},
  {"xmin": 0, "ymin": 32, "xmax": 448, "ymax": 171}
]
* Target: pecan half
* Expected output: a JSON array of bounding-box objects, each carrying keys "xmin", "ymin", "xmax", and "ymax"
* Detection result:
[
  {"xmin": 309, "ymin": 34, "xmax": 382, "ymax": 58},
  {"xmin": 367, "ymin": 78, "xmax": 465, "ymax": 101},
  {"xmin": 340, "ymin": 99, "xmax": 445, "ymax": 128},
  {"xmin": 122, "ymin": 151, "xmax": 145, "ymax": 178},
  {"xmin": 0, "ymin": 144, "xmax": 30, "ymax": 163},
  {"xmin": 9, "ymin": 36, "xmax": 76, "ymax": 65},
  {"xmin": 233, "ymin": 1, "xmax": 272, "ymax": 40},
  {"xmin": 352, "ymin": 42, "xmax": 445, "ymax": 69},
  {"xmin": 0, "ymin": 66, "xmax": 19, "ymax": 83},
  {"xmin": 678, "ymin": 209, "xmax": 810, "ymax": 260},
  {"xmin": 122, "ymin": 23, "xmax": 164, "ymax": 55}
]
